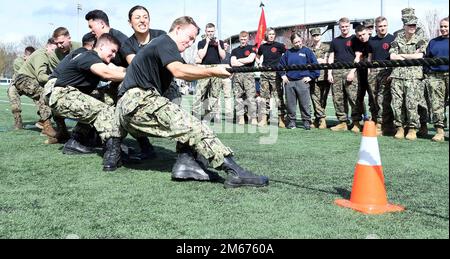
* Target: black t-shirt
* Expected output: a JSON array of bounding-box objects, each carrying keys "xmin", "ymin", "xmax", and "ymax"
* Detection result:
[
  {"xmin": 369, "ymin": 34, "xmax": 395, "ymax": 61},
  {"xmin": 122, "ymin": 29, "xmax": 167, "ymax": 58},
  {"xmin": 257, "ymin": 42, "xmax": 286, "ymax": 66},
  {"xmin": 109, "ymin": 28, "xmax": 129, "ymax": 67},
  {"xmin": 197, "ymin": 39, "xmax": 225, "ymax": 65},
  {"xmin": 231, "ymin": 45, "xmax": 257, "ymax": 67},
  {"xmin": 352, "ymin": 37, "xmax": 370, "ymax": 59},
  {"xmin": 50, "ymin": 47, "xmax": 89, "ymax": 79},
  {"xmin": 54, "ymin": 50, "xmax": 104, "ymax": 94},
  {"xmin": 329, "ymin": 35, "xmax": 356, "ymax": 63},
  {"xmin": 118, "ymin": 34, "xmax": 185, "ymax": 97}
]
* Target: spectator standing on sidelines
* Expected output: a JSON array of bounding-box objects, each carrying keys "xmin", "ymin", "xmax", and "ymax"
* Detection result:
[
  {"xmin": 308, "ymin": 28, "xmax": 331, "ymax": 129},
  {"xmin": 424, "ymin": 17, "xmax": 449, "ymax": 142},
  {"xmin": 279, "ymin": 32, "xmax": 319, "ymax": 130},
  {"xmin": 231, "ymin": 31, "xmax": 258, "ymax": 125},
  {"xmin": 256, "ymin": 28, "xmax": 287, "ymax": 128},
  {"xmin": 193, "ymin": 23, "xmax": 226, "ymax": 123},
  {"xmin": 390, "ymin": 15, "xmax": 428, "ymax": 141},
  {"xmin": 368, "ymin": 16, "xmax": 396, "ymax": 136},
  {"xmin": 328, "ymin": 17, "xmax": 360, "ymax": 132}
]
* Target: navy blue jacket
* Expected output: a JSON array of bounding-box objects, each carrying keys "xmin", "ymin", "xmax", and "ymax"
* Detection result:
[{"xmin": 278, "ymin": 47, "xmax": 320, "ymax": 80}]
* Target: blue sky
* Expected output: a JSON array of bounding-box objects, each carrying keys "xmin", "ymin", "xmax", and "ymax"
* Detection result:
[{"xmin": 0, "ymin": 0, "xmax": 448, "ymax": 44}]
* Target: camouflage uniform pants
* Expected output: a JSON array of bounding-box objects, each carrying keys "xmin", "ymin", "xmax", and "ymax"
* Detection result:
[
  {"xmin": 192, "ymin": 66, "xmax": 223, "ymax": 119},
  {"xmin": 49, "ymin": 86, "xmax": 122, "ymax": 141},
  {"xmin": 370, "ymin": 68, "xmax": 394, "ymax": 125},
  {"xmin": 259, "ymin": 72, "xmax": 286, "ymax": 117},
  {"xmin": 233, "ymin": 73, "xmax": 257, "ymax": 119},
  {"xmin": 391, "ymin": 78, "xmax": 424, "ymax": 129},
  {"xmin": 310, "ymin": 79, "xmax": 331, "ymax": 120},
  {"xmin": 7, "ymin": 78, "xmax": 29, "ymax": 114},
  {"xmin": 331, "ymin": 69, "xmax": 362, "ymax": 122},
  {"xmin": 14, "ymin": 74, "xmax": 52, "ymax": 121},
  {"xmin": 222, "ymin": 78, "xmax": 234, "ymax": 119},
  {"xmin": 117, "ymin": 87, "xmax": 233, "ymax": 168},
  {"xmin": 424, "ymin": 72, "xmax": 449, "ymax": 128}
]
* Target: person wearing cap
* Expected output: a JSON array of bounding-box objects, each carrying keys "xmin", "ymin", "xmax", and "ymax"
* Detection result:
[
  {"xmin": 394, "ymin": 7, "xmax": 429, "ymax": 137},
  {"xmin": 389, "ymin": 15, "xmax": 429, "ymax": 141},
  {"xmin": 368, "ymin": 16, "xmax": 396, "ymax": 136},
  {"xmin": 394, "ymin": 8, "xmax": 425, "ymax": 38},
  {"xmin": 363, "ymin": 19, "xmax": 375, "ymax": 36},
  {"xmin": 308, "ymin": 27, "xmax": 331, "ymax": 129},
  {"xmin": 424, "ymin": 17, "xmax": 449, "ymax": 142}
]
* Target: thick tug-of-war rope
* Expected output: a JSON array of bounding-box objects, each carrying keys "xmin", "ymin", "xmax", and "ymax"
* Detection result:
[{"xmin": 226, "ymin": 58, "xmax": 449, "ymax": 73}]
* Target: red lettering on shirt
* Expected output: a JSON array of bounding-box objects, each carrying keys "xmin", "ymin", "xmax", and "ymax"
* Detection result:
[
  {"xmin": 271, "ymin": 47, "xmax": 277, "ymax": 53},
  {"xmin": 383, "ymin": 43, "xmax": 390, "ymax": 50},
  {"xmin": 245, "ymin": 50, "xmax": 251, "ymax": 56},
  {"xmin": 346, "ymin": 40, "xmax": 352, "ymax": 47}
]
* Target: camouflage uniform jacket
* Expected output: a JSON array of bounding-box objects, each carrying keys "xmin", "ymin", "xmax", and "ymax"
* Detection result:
[
  {"xmin": 17, "ymin": 48, "xmax": 52, "ymax": 85},
  {"xmin": 310, "ymin": 42, "xmax": 330, "ymax": 81},
  {"xmin": 389, "ymin": 33, "xmax": 428, "ymax": 79}
]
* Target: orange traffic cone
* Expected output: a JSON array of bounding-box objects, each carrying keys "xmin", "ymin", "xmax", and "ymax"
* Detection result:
[{"xmin": 335, "ymin": 121, "xmax": 405, "ymax": 215}]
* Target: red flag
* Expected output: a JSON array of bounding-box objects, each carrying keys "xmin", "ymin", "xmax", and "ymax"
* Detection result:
[{"xmin": 254, "ymin": 6, "xmax": 267, "ymax": 49}]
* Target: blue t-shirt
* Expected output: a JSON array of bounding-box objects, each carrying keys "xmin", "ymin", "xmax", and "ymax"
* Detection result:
[
  {"xmin": 425, "ymin": 36, "xmax": 449, "ymax": 72},
  {"xmin": 329, "ymin": 35, "xmax": 356, "ymax": 63},
  {"xmin": 278, "ymin": 47, "xmax": 320, "ymax": 80},
  {"xmin": 369, "ymin": 34, "xmax": 395, "ymax": 61}
]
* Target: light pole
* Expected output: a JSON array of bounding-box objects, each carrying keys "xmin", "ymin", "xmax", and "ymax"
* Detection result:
[
  {"xmin": 77, "ymin": 3, "xmax": 82, "ymax": 41},
  {"xmin": 381, "ymin": 0, "xmax": 384, "ymax": 17},
  {"xmin": 217, "ymin": 0, "xmax": 222, "ymax": 40}
]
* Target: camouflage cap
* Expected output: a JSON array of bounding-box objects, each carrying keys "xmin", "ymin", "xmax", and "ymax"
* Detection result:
[
  {"xmin": 401, "ymin": 8, "xmax": 415, "ymax": 17},
  {"xmin": 310, "ymin": 28, "xmax": 321, "ymax": 36},
  {"xmin": 363, "ymin": 19, "xmax": 375, "ymax": 28},
  {"xmin": 403, "ymin": 15, "xmax": 418, "ymax": 25}
]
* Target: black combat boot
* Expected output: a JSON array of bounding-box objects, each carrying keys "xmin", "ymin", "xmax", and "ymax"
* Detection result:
[
  {"xmin": 63, "ymin": 125, "xmax": 95, "ymax": 155},
  {"xmin": 172, "ymin": 143, "xmax": 211, "ymax": 181},
  {"xmin": 137, "ymin": 136, "xmax": 157, "ymax": 160},
  {"xmin": 220, "ymin": 156, "xmax": 269, "ymax": 188},
  {"xmin": 103, "ymin": 138, "xmax": 122, "ymax": 172}
]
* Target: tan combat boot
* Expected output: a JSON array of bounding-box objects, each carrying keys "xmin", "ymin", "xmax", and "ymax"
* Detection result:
[
  {"xmin": 238, "ymin": 116, "xmax": 245, "ymax": 125},
  {"xmin": 331, "ymin": 122, "xmax": 348, "ymax": 132},
  {"xmin": 35, "ymin": 120, "xmax": 44, "ymax": 130},
  {"xmin": 351, "ymin": 122, "xmax": 362, "ymax": 133},
  {"xmin": 13, "ymin": 112, "xmax": 23, "ymax": 130},
  {"xmin": 251, "ymin": 118, "xmax": 258, "ymax": 126},
  {"xmin": 394, "ymin": 127, "xmax": 405, "ymax": 140},
  {"xmin": 406, "ymin": 129, "xmax": 417, "ymax": 141},
  {"xmin": 44, "ymin": 137, "xmax": 59, "ymax": 145},
  {"xmin": 319, "ymin": 118, "xmax": 327, "ymax": 129},
  {"xmin": 432, "ymin": 127, "xmax": 445, "ymax": 142},
  {"xmin": 278, "ymin": 116, "xmax": 286, "ymax": 128},
  {"xmin": 41, "ymin": 119, "xmax": 57, "ymax": 138},
  {"xmin": 258, "ymin": 115, "xmax": 268, "ymax": 127}
]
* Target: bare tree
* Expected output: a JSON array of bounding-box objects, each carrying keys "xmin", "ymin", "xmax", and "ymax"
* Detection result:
[
  {"xmin": 424, "ymin": 9, "xmax": 441, "ymax": 39},
  {"xmin": 20, "ymin": 35, "xmax": 45, "ymax": 50},
  {"xmin": 0, "ymin": 43, "xmax": 19, "ymax": 78}
]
